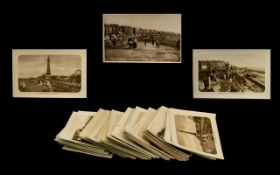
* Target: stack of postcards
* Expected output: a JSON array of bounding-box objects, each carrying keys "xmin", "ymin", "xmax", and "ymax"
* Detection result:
[{"xmin": 55, "ymin": 106, "xmax": 224, "ymax": 160}]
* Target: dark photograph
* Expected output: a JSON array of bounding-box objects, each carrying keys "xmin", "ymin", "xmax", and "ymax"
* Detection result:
[{"xmin": 103, "ymin": 14, "xmax": 181, "ymax": 63}]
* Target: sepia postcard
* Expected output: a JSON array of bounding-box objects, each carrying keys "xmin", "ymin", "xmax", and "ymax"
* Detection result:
[
  {"xmin": 110, "ymin": 107, "xmax": 157, "ymax": 159},
  {"xmin": 13, "ymin": 49, "xmax": 87, "ymax": 98},
  {"xmin": 166, "ymin": 108, "xmax": 224, "ymax": 160},
  {"xmin": 55, "ymin": 111, "xmax": 113, "ymax": 158},
  {"xmin": 56, "ymin": 107, "xmax": 224, "ymax": 160},
  {"xmin": 126, "ymin": 107, "xmax": 173, "ymax": 160},
  {"xmin": 103, "ymin": 14, "xmax": 182, "ymax": 63},
  {"xmin": 193, "ymin": 49, "xmax": 271, "ymax": 99},
  {"xmin": 144, "ymin": 106, "xmax": 190, "ymax": 161}
]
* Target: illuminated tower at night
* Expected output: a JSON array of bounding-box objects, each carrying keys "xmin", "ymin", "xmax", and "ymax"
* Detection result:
[{"xmin": 46, "ymin": 56, "xmax": 51, "ymax": 75}]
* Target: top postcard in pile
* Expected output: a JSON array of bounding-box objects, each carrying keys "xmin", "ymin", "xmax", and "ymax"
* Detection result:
[{"xmin": 103, "ymin": 14, "xmax": 182, "ymax": 63}]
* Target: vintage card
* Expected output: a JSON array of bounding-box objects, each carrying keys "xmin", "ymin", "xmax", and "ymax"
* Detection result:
[
  {"xmin": 13, "ymin": 49, "xmax": 87, "ymax": 98},
  {"xmin": 193, "ymin": 49, "xmax": 271, "ymax": 99},
  {"xmin": 166, "ymin": 108, "xmax": 224, "ymax": 160},
  {"xmin": 103, "ymin": 14, "xmax": 181, "ymax": 63}
]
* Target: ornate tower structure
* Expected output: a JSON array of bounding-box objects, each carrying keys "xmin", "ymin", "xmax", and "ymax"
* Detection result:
[{"xmin": 46, "ymin": 56, "xmax": 51, "ymax": 75}]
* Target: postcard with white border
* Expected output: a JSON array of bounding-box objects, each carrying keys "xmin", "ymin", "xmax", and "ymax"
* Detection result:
[
  {"xmin": 103, "ymin": 14, "xmax": 182, "ymax": 63},
  {"xmin": 166, "ymin": 108, "xmax": 224, "ymax": 160},
  {"xmin": 193, "ymin": 49, "xmax": 271, "ymax": 99},
  {"xmin": 13, "ymin": 49, "xmax": 87, "ymax": 98}
]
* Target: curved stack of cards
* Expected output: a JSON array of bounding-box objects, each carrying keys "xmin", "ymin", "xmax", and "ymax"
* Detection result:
[{"xmin": 55, "ymin": 106, "xmax": 224, "ymax": 160}]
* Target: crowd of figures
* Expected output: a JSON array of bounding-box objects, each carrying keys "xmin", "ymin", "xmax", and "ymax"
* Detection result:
[
  {"xmin": 105, "ymin": 33, "xmax": 180, "ymax": 50},
  {"xmin": 199, "ymin": 66, "xmax": 265, "ymax": 93},
  {"xmin": 104, "ymin": 24, "xmax": 180, "ymax": 50},
  {"xmin": 143, "ymin": 36, "xmax": 161, "ymax": 48},
  {"xmin": 18, "ymin": 74, "xmax": 81, "ymax": 92}
]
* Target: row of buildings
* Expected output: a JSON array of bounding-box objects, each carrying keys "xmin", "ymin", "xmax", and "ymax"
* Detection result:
[{"xmin": 104, "ymin": 24, "xmax": 180, "ymax": 48}]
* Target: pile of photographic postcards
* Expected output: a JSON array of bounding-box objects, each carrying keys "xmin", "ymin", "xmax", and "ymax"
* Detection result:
[{"xmin": 55, "ymin": 106, "xmax": 224, "ymax": 160}]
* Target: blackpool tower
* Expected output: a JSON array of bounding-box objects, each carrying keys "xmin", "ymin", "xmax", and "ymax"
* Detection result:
[{"xmin": 46, "ymin": 56, "xmax": 51, "ymax": 75}]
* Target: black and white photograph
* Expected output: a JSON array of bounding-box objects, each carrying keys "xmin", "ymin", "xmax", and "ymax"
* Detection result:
[
  {"xmin": 13, "ymin": 49, "xmax": 87, "ymax": 98},
  {"xmin": 174, "ymin": 115, "xmax": 217, "ymax": 155},
  {"xmin": 167, "ymin": 108, "xmax": 224, "ymax": 160},
  {"xmin": 103, "ymin": 14, "xmax": 181, "ymax": 63},
  {"xmin": 193, "ymin": 49, "xmax": 271, "ymax": 99}
]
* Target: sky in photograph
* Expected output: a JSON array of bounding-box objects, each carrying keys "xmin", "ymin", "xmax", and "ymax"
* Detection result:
[
  {"xmin": 104, "ymin": 14, "xmax": 181, "ymax": 34},
  {"xmin": 195, "ymin": 50, "xmax": 270, "ymax": 70},
  {"xmin": 18, "ymin": 55, "xmax": 81, "ymax": 78}
]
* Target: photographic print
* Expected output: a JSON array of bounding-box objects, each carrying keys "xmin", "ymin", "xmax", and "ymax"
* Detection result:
[
  {"xmin": 174, "ymin": 115, "xmax": 217, "ymax": 155},
  {"xmin": 167, "ymin": 108, "xmax": 224, "ymax": 160},
  {"xmin": 103, "ymin": 14, "xmax": 181, "ymax": 63},
  {"xmin": 13, "ymin": 49, "xmax": 87, "ymax": 98},
  {"xmin": 193, "ymin": 49, "xmax": 271, "ymax": 99}
]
